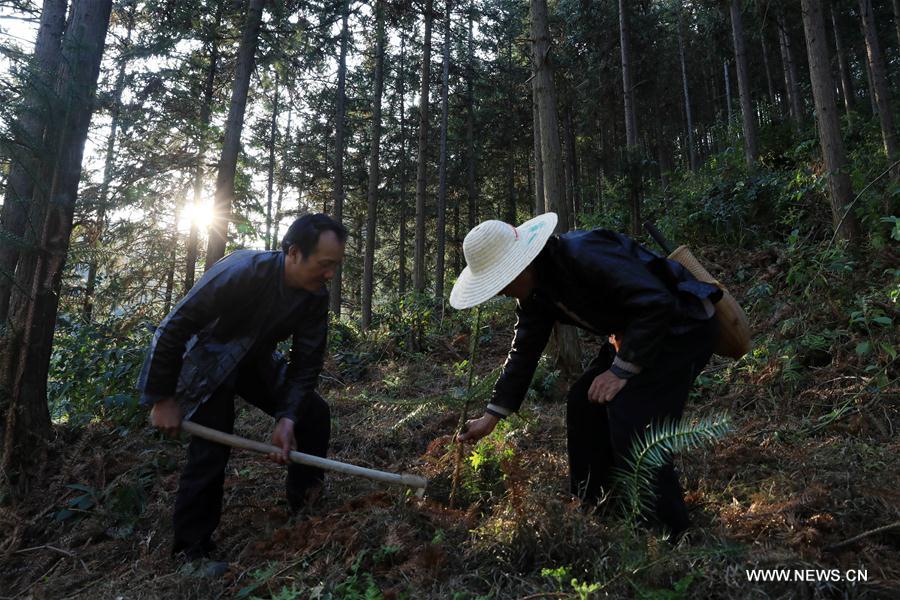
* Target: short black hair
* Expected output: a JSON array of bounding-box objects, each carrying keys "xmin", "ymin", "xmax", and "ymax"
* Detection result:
[{"xmin": 281, "ymin": 213, "xmax": 348, "ymax": 258}]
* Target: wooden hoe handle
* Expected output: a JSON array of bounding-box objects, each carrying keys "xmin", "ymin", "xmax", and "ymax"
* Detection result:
[{"xmin": 181, "ymin": 420, "xmax": 427, "ymax": 493}]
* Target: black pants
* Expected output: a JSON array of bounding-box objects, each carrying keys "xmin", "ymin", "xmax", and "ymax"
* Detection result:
[
  {"xmin": 172, "ymin": 358, "xmax": 331, "ymax": 556},
  {"xmin": 566, "ymin": 318, "xmax": 717, "ymax": 536}
]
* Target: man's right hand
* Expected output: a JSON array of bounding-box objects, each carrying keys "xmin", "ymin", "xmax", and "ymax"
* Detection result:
[
  {"xmin": 150, "ymin": 397, "xmax": 182, "ymax": 437},
  {"xmin": 457, "ymin": 412, "xmax": 499, "ymax": 443}
]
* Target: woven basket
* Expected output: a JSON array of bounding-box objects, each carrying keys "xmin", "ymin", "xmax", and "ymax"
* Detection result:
[{"xmin": 669, "ymin": 245, "xmax": 752, "ymax": 359}]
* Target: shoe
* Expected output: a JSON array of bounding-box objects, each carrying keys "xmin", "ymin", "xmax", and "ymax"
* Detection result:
[{"xmin": 178, "ymin": 558, "xmax": 230, "ymax": 578}]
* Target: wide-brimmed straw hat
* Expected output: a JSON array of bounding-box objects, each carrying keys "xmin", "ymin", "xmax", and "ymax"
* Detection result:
[{"xmin": 449, "ymin": 212, "xmax": 558, "ymax": 310}]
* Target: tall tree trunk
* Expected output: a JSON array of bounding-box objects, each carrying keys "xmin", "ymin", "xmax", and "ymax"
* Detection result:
[
  {"xmin": 163, "ymin": 202, "xmax": 182, "ymax": 315},
  {"xmin": 801, "ymin": 0, "xmax": 860, "ymax": 240},
  {"xmin": 205, "ymin": 0, "xmax": 265, "ymax": 267},
  {"xmin": 618, "ymin": 0, "xmax": 640, "ymax": 234},
  {"xmin": 435, "ymin": 0, "xmax": 451, "ymax": 303},
  {"xmin": 185, "ymin": 0, "xmax": 223, "ymax": 291},
  {"xmin": 724, "ymin": 60, "xmax": 733, "ymax": 125},
  {"xmin": 398, "ymin": 29, "xmax": 409, "ymax": 297},
  {"xmin": 563, "ymin": 107, "xmax": 579, "ymax": 225},
  {"xmin": 730, "ymin": 0, "xmax": 758, "ymax": 168},
  {"xmin": 413, "ymin": 0, "xmax": 433, "ymax": 294},
  {"xmin": 761, "ymin": 31, "xmax": 777, "ymax": 107},
  {"xmin": 677, "ymin": 1, "xmax": 698, "ymax": 171},
  {"xmin": 362, "ymin": 0, "xmax": 385, "ymax": 330},
  {"xmin": 532, "ymin": 78, "xmax": 545, "ymax": 215},
  {"xmin": 1, "ymin": 0, "xmax": 112, "ymax": 496},
  {"xmin": 859, "ymin": 0, "xmax": 900, "ymax": 167},
  {"xmin": 893, "ymin": 0, "xmax": 900, "ymax": 51},
  {"xmin": 265, "ymin": 71, "xmax": 280, "ymax": 251},
  {"xmin": 777, "ymin": 12, "xmax": 803, "ymax": 124},
  {"xmin": 466, "ymin": 0, "xmax": 477, "ymax": 230},
  {"xmin": 505, "ymin": 37, "xmax": 516, "ymax": 224},
  {"xmin": 619, "ymin": 0, "xmax": 638, "ymax": 148},
  {"xmin": 830, "ymin": 3, "xmax": 855, "ymax": 119},
  {"xmin": 83, "ymin": 2, "xmax": 132, "ymax": 321},
  {"xmin": 0, "ymin": 0, "xmax": 67, "ymax": 324},
  {"xmin": 531, "ymin": 0, "xmax": 580, "ymax": 375},
  {"xmin": 272, "ymin": 109, "xmax": 291, "ymax": 250},
  {"xmin": 330, "ymin": 0, "xmax": 350, "ymax": 315}
]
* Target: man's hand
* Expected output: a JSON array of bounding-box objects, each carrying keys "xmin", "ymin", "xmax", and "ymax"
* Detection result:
[
  {"xmin": 149, "ymin": 397, "xmax": 182, "ymax": 436},
  {"xmin": 588, "ymin": 370, "xmax": 628, "ymax": 403},
  {"xmin": 270, "ymin": 417, "xmax": 297, "ymax": 464},
  {"xmin": 457, "ymin": 412, "xmax": 499, "ymax": 443}
]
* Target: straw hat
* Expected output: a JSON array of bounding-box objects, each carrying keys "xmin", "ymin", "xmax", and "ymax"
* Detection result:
[{"xmin": 449, "ymin": 212, "xmax": 558, "ymax": 310}]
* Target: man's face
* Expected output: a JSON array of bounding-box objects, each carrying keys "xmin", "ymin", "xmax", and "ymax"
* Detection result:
[
  {"xmin": 498, "ymin": 268, "xmax": 536, "ymax": 300},
  {"xmin": 285, "ymin": 230, "xmax": 346, "ymax": 292}
]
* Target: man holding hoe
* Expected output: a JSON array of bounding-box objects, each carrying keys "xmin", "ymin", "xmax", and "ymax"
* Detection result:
[
  {"xmin": 138, "ymin": 213, "xmax": 346, "ymax": 561},
  {"xmin": 451, "ymin": 213, "xmax": 721, "ymax": 537}
]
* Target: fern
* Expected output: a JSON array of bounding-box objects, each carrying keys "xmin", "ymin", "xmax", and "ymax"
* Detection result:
[{"xmin": 614, "ymin": 412, "xmax": 732, "ymax": 521}]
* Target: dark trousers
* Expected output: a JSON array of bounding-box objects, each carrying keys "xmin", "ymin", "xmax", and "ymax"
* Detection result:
[
  {"xmin": 566, "ymin": 318, "xmax": 717, "ymax": 536},
  {"xmin": 172, "ymin": 358, "xmax": 331, "ymax": 556}
]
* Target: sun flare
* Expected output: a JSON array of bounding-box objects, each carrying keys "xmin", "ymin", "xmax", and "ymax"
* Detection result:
[{"xmin": 178, "ymin": 201, "xmax": 215, "ymax": 234}]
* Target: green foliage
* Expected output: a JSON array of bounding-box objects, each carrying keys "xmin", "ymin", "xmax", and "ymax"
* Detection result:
[
  {"xmin": 616, "ymin": 414, "xmax": 732, "ymax": 522},
  {"xmin": 460, "ymin": 417, "xmax": 519, "ymax": 504},
  {"xmin": 53, "ymin": 464, "xmax": 155, "ymax": 537},
  {"xmin": 634, "ymin": 574, "xmax": 696, "ymax": 600},
  {"xmin": 48, "ymin": 315, "xmax": 150, "ymax": 426},
  {"xmin": 322, "ymin": 552, "xmax": 384, "ymax": 600}
]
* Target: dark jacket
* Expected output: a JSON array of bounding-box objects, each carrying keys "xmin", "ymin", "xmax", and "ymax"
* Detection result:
[
  {"xmin": 137, "ymin": 250, "xmax": 328, "ymax": 421},
  {"xmin": 486, "ymin": 229, "xmax": 722, "ymax": 418}
]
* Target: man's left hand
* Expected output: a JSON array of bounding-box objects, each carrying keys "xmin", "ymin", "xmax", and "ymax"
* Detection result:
[
  {"xmin": 270, "ymin": 417, "xmax": 297, "ymax": 464},
  {"xmin": 588, "ymin": 370, "xmax": 627, "ymax": 403}
]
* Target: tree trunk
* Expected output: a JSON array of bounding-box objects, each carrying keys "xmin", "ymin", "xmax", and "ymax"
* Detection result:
[
  {"xmin": 329, "ymin": 0, "xmax": 350, "ymax": 315},
  {"xmin": 859, "ymin": 0, "xmax": 900, "ymax": 167},
  {"xmin": 398, "ymin": 29, "xmax": 409, "ymax": 297},
  {"xmin": 0, "ymin": 0, "xmax": 67, "ymax": 324},
  {"xmin": 563, "ymin": 107, "xmax": 579, "ymax": 225},
  {"xmin": 830, "ymin": 3, "xmax": 855, "ymax": 119},
  {"xmin": 777, "ymin": 12, "xmax": 803, "ymax": 125},
  {"xmin": 362, "ymin": 0, "xmax": 385, "ymax": 330},
  {"xmin": 435, "ymin": 0, "xmax": 451, "ymax": 304},
  {"xmin": 265, "ymin": 71, "xmax": 280, "ymax": 251},
  {"xmin": 466, "ymin": 0, "xmax": 477, "ymax": 230},
  {"xmin": 677, "ymin": 1, "xmax": 698, "ymax": 171},
  {"xmin": 730, "ymin": 0, "xmax": 758, "ymax": 168},
  {"xmin": 413, "ymin": 0, "xmax": 433, "ymax": 294},
  {"xmin": 503, "ymin": 38, "xmax": 517, "ymax": 225},
  {"xmin": 761, "ymin": 31, "xmax": 777, "ymax": 107},
  {"xmin": 83, "ymin": 3, "xmax": 132, "ymax": 321},
  {"xmin": 618, "ymin": 0, "xmax": 637, "ymax": 148},
  {"xmin": 530, "ymin": 0, "xmax": 580, "ymax": 375},
  {"xmin": 532, "ymin": 80, "xmax": 545, "ymax": 215},
  {"xmin": 185, "ymin": 0, "xmax": 223, "ymax": 291},
  {"xmin": 618, "ymin": 0, "xmax": 640, "ymax": 234},
  {"xmin": 1, "ymin": 0, "xmax": 112, "ymax": 496},
  {"xmin": 893, "ymin": 0, "xmax": 900, "ymax": 51},
  {"xmin": 724, "ymin": 60, "xmax": 733, "ymax": 125},
  {"xmin": 205, "ymin": 0, "xmax": 265, "ymax": 267},
  {"xmin": 272, "ymin": 109, "xmax": 291, "ymax": 250},
  {"xmin": 801, "ymin": 0, "xmax": 860, "ymax": 241}
]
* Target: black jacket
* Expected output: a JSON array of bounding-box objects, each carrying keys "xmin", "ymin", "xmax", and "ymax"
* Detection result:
[
  {"xmin": 137, "ymin": 250, "xmax": 328, "ymax": 420},
  {"xmin": 486, "ymin": 229, "xmax": 721, "ymax": 418}
]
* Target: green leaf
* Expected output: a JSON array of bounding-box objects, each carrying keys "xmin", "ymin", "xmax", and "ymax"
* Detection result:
[{"xmin": 855, "ymin": 341, "xmax": 871, "ymax": 356}]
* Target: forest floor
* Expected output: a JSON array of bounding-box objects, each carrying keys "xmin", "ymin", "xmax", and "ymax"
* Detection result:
[{"xmin": 1, "ymin": 244, "xmax": 899, "ymax": 599}]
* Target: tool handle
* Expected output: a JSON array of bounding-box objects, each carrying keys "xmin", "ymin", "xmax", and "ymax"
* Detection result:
[
  {"xmin": 642, "ymin": 221, "xmax": 675, "ymax": 255},
  {"xmin": 181, "ymin": 421, "xmax": 427, "ymax": 492}
]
